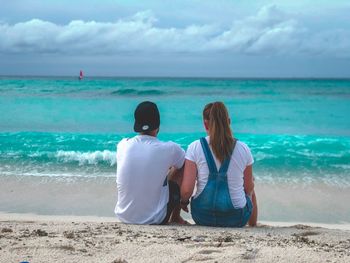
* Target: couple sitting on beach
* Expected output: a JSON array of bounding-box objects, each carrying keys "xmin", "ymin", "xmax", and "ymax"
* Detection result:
[{"xmin": 115, "ymin": 101, "xmax": 258, "ymax": 227}]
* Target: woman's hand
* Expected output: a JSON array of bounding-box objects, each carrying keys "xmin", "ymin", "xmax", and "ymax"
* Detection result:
[{"xmin": 180, "ymin": 199, "xmax": 189, "ymax": 212}]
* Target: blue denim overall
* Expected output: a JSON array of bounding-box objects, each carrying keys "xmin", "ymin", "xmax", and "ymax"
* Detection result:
[{"xmin": 191, "ymin": 137, "xmax": 253, "ymax": 227}]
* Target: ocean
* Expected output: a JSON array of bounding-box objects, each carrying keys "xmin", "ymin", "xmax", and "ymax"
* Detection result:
[{"xmin": 1, "ymin": 77, "xmax": 349, "ymax": 222}]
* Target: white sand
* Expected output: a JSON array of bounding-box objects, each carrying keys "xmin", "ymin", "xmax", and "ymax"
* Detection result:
[{"xmin": 1, "ymin": 213, "xmax": 349, "ymax": 263}]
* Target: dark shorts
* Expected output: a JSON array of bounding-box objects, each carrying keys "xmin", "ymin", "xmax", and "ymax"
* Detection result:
[{"xmin": 160, "ymin": 180, "xmax": 180, "ymax": 225}]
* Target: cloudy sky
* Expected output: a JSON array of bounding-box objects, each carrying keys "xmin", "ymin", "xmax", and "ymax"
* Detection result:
[{"xmin": 1, "ymin": 0, "xmax": 350, "ymax": 77}]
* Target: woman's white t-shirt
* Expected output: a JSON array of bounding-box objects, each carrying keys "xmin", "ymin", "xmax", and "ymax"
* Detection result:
[{"xmin": 185, "ymin": 136, "xmax": 254, "ymax": 209}]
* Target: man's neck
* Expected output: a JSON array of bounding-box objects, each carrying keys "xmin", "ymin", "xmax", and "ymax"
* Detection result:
[{"xmin": 139, "ymin": 132, "xmax": 157, "ymax": 137}]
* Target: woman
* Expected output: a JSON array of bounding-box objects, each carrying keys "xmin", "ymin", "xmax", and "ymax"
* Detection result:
[{"xmin": 180, "ymin": 102, "xmax": 257, "ymax": 227}]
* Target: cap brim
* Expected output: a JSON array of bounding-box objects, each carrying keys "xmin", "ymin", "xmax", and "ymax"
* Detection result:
[
  {"xmin": 134, "ymin": 122, "xmax": 156, "ymax": 133},
  {"xmin": 134, "ymin": 122, "xmax": 142, "ymax": 132}
]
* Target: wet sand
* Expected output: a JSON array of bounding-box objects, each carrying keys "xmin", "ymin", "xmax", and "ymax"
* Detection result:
[{"xmin": 1, "ymin": 175, "xmax": 349, "ymax": 223}]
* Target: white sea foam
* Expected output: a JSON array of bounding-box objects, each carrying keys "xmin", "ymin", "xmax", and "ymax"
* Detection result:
[
  {"xmin": 55, "ymin": 150, "xmax": 116, "ymax": 166},
  {"xmin": 28, "ymin": 151, "xmax": 48, "ymax": 157},
  {"xmin": 292, "ymin": 150, "xmax": 346, "ymax": 158},
  {"xmin": 331, "ymin": 164, "xmax": 350, "ymax": 170},
  {"xmin": 254, "ymin": 152, "xmax": 276, "ymax": 161}
]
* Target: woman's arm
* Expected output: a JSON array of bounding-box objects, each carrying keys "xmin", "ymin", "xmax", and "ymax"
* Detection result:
[
  {"xmin": 243, "ymin": 165, "xmax": 254, "ymax": 195},
  {"xmin": 243, "ymin": 164, "xmax": 258, "ymax": 226},
  {"xmin": 180, "ymin": 159, "xmax": 197, "ymax": 212}
]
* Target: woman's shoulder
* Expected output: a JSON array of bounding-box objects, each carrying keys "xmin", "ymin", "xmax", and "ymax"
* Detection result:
[
  {"xmin": 185, "ymin": 139, "xmax": 203, "ymax": 161},
  {"xmin": 233, "ymin": 139, "xmax": 254, "ymax": 165},
  {"xmin": 235, "ymin": 140, "xmax": 252, "ymax": 154},
  {"xmin": 188, "ymin": 136, "xmax": 210, "ymax": 149},
  {"xmin": 187, "ymin": 139, "xmax": 201, "ymax": 150}
]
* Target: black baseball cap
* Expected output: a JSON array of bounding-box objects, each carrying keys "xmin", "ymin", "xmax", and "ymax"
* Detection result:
[{"xmin": 134, "ymin": 101, "xmax": 160, "ymax": 132}]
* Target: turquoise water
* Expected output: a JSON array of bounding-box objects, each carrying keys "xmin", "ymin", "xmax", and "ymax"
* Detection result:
[{"xmin": 1, "ymin": 77, "xmax": 350, "ymax": 186}]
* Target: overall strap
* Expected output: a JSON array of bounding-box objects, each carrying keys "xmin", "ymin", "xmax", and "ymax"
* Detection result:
[
  {"xmin": 200, "ymin": 137, "xmax": 218, "ymax": 173},
  {"xmin": 218, "ymin": 139, "xmax": 238, "ymax": 174}
]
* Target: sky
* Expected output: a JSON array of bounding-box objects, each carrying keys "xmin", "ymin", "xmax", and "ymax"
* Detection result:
[{"xmin": 0, "ymin": 0, "xmax": 350, "ymax": 77}]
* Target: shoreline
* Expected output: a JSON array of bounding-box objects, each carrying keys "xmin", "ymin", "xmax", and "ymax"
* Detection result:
[
  {"xmin": 1, "ymin": 212, "xmax": 349, "ymax": 262},
  {"xmin": 1, "ymin": 212, "xmax": 350, "ymax": 231},
  {"xmin": 1, "ymin": 174, "xmax": 349, "ymax": 224}
]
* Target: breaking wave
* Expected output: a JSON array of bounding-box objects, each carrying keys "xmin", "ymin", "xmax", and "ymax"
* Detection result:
[{"xmin": 55, "ymin": 150, "xmax": 116, "ymax": 166}]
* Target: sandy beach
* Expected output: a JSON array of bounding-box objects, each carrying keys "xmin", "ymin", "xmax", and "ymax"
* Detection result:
[
  {"xmin": 0, "ymin": 213, "xmax": 349, "ymax": 263},
  {"xmin": 1, "ymin": 173, "xmax": 349, "ymax": 262}
]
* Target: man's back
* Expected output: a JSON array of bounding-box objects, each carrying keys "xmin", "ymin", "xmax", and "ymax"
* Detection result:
[{"xmin": 115, "ymin": 135, "xmax": 184, "ymax": 224}]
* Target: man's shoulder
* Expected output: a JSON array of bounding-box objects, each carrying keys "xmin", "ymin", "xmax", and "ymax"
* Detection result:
[
  {"xmin": 117, "ymin": 137, "xmax": 134, "ymax": 148},
  {"xmin": 157, "ymin": 139, "xmax": 182, "ymax": 150}
]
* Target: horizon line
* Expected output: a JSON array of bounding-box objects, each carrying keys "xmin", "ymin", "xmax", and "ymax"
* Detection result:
[{"xmin": 1, "ymin": 74, "xmax": 350, "ymax": 80}]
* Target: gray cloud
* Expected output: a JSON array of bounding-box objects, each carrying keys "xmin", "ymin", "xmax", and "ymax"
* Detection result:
[{"xmin": 0, "ymin": 5, "xmax": 349, "ymax": 58}]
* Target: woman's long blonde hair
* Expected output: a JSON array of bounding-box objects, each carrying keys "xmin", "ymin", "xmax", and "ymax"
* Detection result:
[{"xmin": 203, "ymin": 102, "xmax": 234, "ymax": 163}]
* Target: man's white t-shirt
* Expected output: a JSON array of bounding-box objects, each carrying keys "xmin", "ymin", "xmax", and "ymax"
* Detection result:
[
  {"xmin": 115, "ymin": 135, "xmax": 185, "ymax": 224},
  {"xmin": 185, "ymin": 136, "xmax": 254, "ymax": 209}
]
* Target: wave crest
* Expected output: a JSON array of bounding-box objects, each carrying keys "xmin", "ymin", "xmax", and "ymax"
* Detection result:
[
  {"xmin": 110, "ymin": 88, "xmax": 164, "ymax": 96},
  {"xmin": 55, "ymin": 150, "xmax": 116, "ymax": 166}
]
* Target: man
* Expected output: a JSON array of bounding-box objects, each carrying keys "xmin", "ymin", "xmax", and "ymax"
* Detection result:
[{"xmin": 115, "ymin": 101, "xmax": 186, "ymax": 224}]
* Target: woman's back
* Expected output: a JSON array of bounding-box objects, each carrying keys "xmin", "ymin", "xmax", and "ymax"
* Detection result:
[
  {"xmin": 186, "ymin": 136, "xmax": 254, "ymax": 209},
  {"xmin": 181, "ymin": 101, "xmax": 258, "ymax": 227}
]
